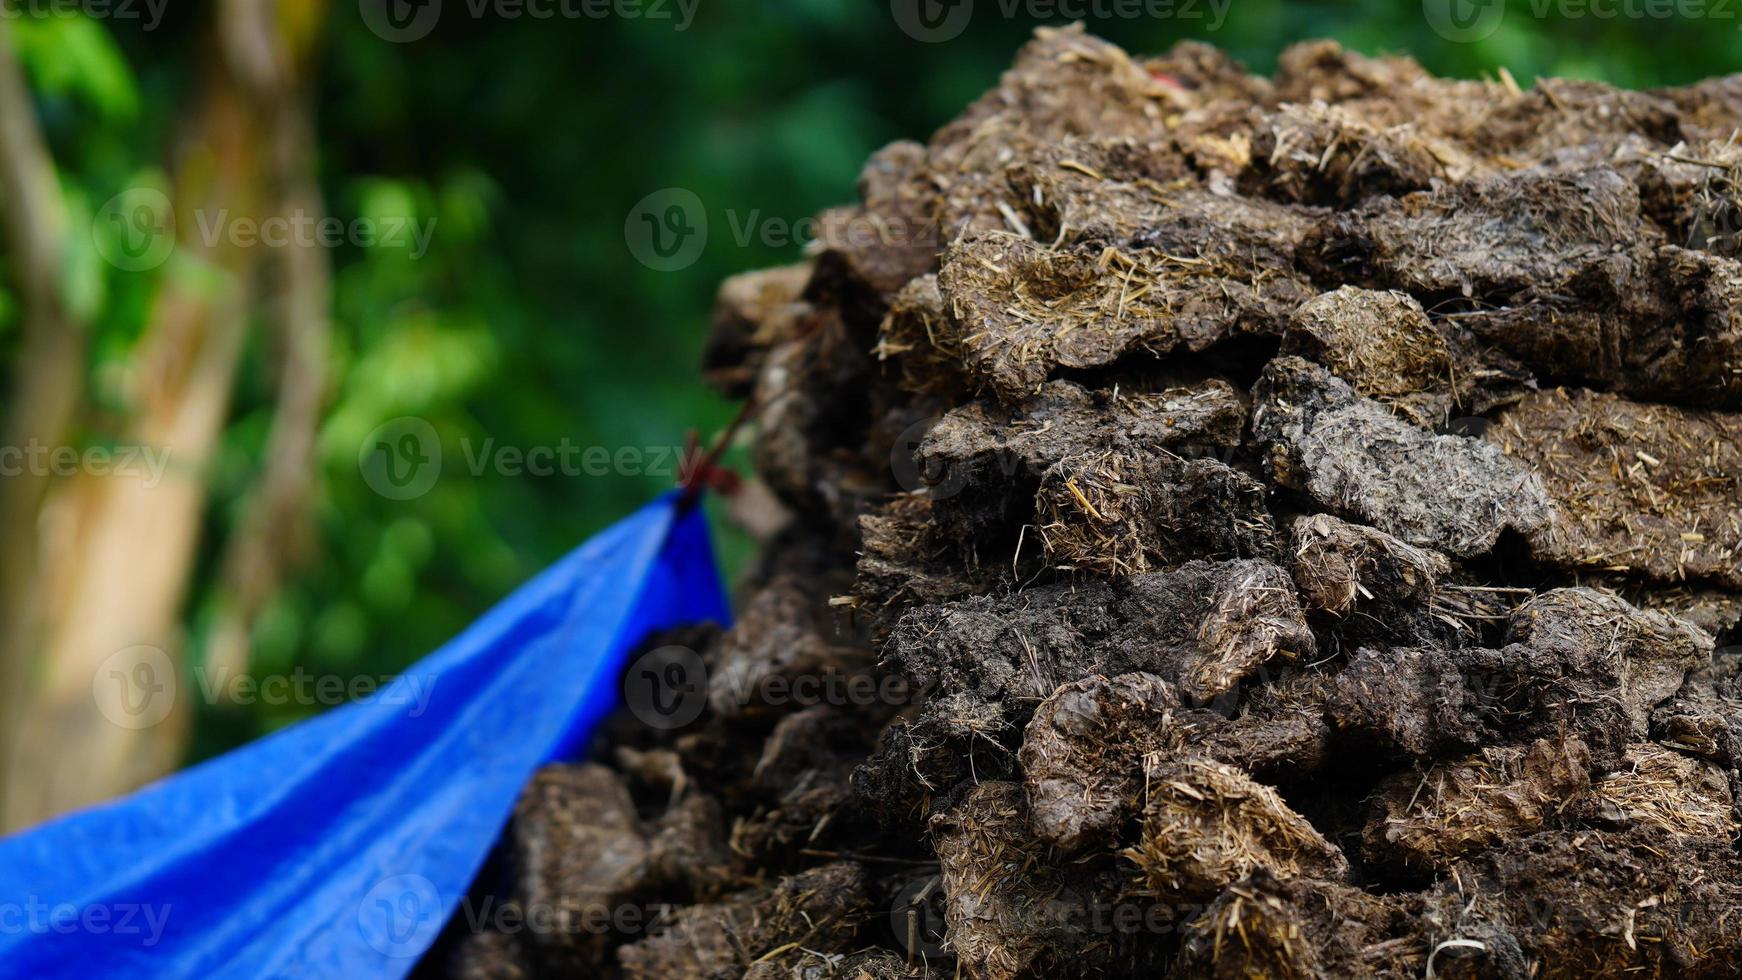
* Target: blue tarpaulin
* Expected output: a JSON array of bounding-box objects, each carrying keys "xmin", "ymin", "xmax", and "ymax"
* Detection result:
[{"xmin": 0, "ymin": 492, "xmax": 729, "ymax": 978}]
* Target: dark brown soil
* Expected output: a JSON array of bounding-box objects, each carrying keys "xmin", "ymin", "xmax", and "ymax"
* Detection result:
[{"xmin": 429, "ymin": 27, "xmax": 1742, "ymax": 980}]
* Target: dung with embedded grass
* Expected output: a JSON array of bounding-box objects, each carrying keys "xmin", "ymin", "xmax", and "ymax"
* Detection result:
[{"xmin": 433, "ymin": 26, "xmax": 1742, "ymax": 979}]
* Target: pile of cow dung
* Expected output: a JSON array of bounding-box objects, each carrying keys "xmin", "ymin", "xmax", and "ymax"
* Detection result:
[{"xmin": 431, "ymin": 27, "xmax": 1742, "ymax": 979}]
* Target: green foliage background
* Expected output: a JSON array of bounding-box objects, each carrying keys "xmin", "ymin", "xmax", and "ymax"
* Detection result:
[{"xmin": 3, "ymin": 0, "xmax": 1736, "ymax": 761}]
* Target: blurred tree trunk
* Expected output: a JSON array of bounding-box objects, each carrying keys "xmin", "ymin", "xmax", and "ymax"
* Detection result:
[
  {"xmin": 203, "ymin": 82, "xmax": 333, "ymax": 692},
  {"xmin": 0, "ymin": 15, "xmax": 89, "ymax": 822},
  {"xmin": 0, "ymin": 0, "xmax": 330, "ymax": 831}
]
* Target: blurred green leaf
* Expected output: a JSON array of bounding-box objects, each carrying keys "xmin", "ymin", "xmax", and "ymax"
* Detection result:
[{"xmin": 12, "ymin": 15, "xmax": 138, "ymax": 119}]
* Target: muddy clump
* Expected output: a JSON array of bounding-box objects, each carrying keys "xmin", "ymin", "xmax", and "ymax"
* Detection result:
[{"xmin": 432, "ymin": 27, "xmax": 1742, "ymax": 980}]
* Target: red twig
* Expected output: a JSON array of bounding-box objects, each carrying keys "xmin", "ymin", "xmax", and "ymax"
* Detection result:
[{"xmin": 677, "ymin": 395, "xmax": 757, "ymax": 510}]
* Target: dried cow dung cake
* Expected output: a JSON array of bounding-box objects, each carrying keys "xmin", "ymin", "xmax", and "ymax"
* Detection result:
[{"xmin": 433, "ymin": 26, "xmax": 1742, "ymax": 980}]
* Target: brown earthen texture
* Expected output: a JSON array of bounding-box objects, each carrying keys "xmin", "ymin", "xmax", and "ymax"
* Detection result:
[{"xmin": 434, "ymin": 27, "xmax": 1742, "ymax": 980}]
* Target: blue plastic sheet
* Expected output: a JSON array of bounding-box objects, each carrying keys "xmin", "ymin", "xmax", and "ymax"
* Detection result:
[{"xmin": 0, "ymin": 492, "xmax": 729, "ymax": 978}]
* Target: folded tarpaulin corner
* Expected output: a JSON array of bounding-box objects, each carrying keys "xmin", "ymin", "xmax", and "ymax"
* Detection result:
[{"xmin": 0, "ymin": 491, "xmax": 730, "ymax": 979}]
